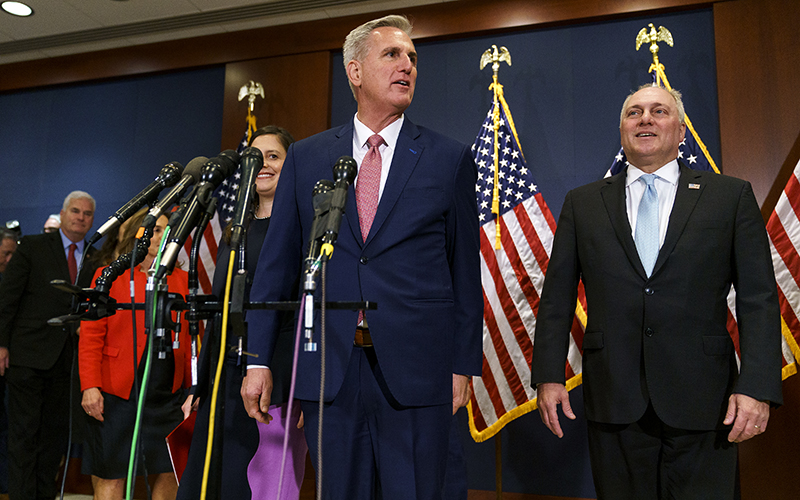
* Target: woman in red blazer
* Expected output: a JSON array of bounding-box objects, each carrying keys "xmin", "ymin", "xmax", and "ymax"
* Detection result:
[{"xmin": 80, "ymin": 209, "xmax": 191, "ymax": 500}]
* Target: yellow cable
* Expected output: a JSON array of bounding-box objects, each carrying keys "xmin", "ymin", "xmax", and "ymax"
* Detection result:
[{"xmin": 200, "ymin": 249, "xmax": 236, "ymax": 500}]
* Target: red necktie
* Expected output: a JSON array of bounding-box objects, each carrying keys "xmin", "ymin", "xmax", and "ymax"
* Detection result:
[
  {"xmin": 356, "ymin": 134, "xmax": 384, "ymax": 242},
  {"xmin": 68, "ymin": 243, "xmax": 78, "ymax": 283}
]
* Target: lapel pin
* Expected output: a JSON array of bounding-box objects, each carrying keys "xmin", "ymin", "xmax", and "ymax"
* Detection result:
[{"xmin": 688, "ymin": 183, "xmax": 700, "ymax": 190}]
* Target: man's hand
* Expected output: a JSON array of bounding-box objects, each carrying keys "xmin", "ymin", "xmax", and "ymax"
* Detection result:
[
  {"xmin": 241, "ymin": 367, "xmax": 274, "ymax": 424},
  {"xmin": 0, "ymin": 347, "xmax": 8, "ymax": 376},
  {"xmin": 537, "ymin": 382, "xmax": 575, "ymax": 438},
  {"xmin": 453, "ymin": 374, "xmax": 471, "ymax": 415},
  {"xmin": 81, "ymin": 387, "xmax": 105, "ymax": 422},
  {"xmin": 724, "ymin": 393, "xmax": 769, "ymax": 443}
]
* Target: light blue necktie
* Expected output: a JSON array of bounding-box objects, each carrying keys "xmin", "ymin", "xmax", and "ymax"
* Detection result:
[{"xmin": 635, "ymin": 174, "xmax": 659, "ymax": 277}]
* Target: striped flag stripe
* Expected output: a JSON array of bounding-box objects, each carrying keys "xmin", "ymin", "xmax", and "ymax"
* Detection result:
[{"xmin": 480, "ymin": 231, "xmax": 531, "ymax": 406}]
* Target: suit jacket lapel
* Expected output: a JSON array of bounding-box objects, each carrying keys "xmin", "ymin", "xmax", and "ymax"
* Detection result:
[
  {"xmin": 600, "ymin": 171, "xmax": 647, "ymax": 278},
  {"xmin": 331, "ymin": 122, "xmax": 362, "ymax": 245},
  {"xmin": 651, "ymin": 163, "xmax": 703, "ymax": 276},
  {"xmin": 364, "ymin": 119, "xmax": 423, "ymax": 247}
]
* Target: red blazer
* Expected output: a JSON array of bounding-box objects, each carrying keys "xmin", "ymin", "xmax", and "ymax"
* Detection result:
[{"xmin": 79, "ymin": 266, "xmax": 192, "ymax": 399}]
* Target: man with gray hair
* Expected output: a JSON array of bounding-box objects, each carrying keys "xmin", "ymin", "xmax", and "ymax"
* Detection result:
[
  {"xmin": 242, "ymin": 14, "xmax": 482, "ymax": 498},
  {"xmin": 0, "ymin": 190, "xmax": 98, "ymax": 500},
  {"xmin": 531, "ymin": 84, "xmax": 782, "ymax": 498}
]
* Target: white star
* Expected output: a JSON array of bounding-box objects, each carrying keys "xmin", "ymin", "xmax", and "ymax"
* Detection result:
[
  {"xmin": 511, "ymin": 151, "xmax": 520, "ymax": 159},
  {"xmin": 615, "ymin": 152, "xmax": 624, "ymax": 162},
  {"xmin": 687, "ymin": 154, "xmax": 697, "ymax": 164},
  {"xmin": 520, "ymin": 167, "xmax": 528, "ymax": 176}
]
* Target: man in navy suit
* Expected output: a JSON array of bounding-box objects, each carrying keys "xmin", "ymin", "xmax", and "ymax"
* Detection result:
[
  {"xmin": 0, "ymin": 190, "xmax": 97, "ymax": 500},
  {"xmin": 531, "ymin": 85, "xmax": 782, "ymax": 499},
  {"xmin": 242, "ymin": 14, "xmax": 482, "ymax": 499}
]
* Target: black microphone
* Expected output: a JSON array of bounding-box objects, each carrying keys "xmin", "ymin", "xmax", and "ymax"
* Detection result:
[
  {"xmin": 140, "ymin": 156, "xmax": 207, "ymax": 232},
  {"xmin": 88, "ymin": 161, "xmax": 184, "ymax": 246},
  {"xmin": 304, "ymin": 179, "xmax": 336, "ymax": 273},
  {"xmin": 321, "ymin": 156, "xmax": 358, "ymax": 247},
  {"xmin": 230, "ymin": 147, "xmax": 264, "ymax": 249},
  {"xmin": 155, "ymin": 150, "xmax": 240, "ymax": 279}
]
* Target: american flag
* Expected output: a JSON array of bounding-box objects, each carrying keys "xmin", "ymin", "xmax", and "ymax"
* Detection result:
[
  {"xmin": 175, "ymin": 133, "xmax": 249, "ymax": 294},
  {"xmin": 765, "ymin": 157, "xmax": 800, "ymax": 379},
  {"xmin": 468, "ymin": 93, "xmax": 587, "ymax": 442},
  {"xmin": 608, "ymin": 68, "xmax": 798, "ymax": 379}
]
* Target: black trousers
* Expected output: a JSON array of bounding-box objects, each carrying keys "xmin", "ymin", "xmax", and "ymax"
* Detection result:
[
  {"xmin": 587, "ymin": 403, "xmax": 737, "ymax": 500},
  {"xmin": 6, "ymin": 342, "xmax": 72, "ymax": 500}
]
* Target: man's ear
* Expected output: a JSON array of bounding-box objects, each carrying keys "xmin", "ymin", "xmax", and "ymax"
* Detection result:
[{"xmin": 346, "ymin": 60, "xmax": 361, "ymax": 88}]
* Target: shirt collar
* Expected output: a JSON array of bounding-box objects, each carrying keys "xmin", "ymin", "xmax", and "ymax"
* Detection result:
[
  {"xmin": 353, "ymin": 113, "xmax": 404, "ymax": 151},
  {"xmin": 59, "ymin": 229, "xmax": 84, "ymax": 252},
  {"xmin": 625, "ymin": 158, "xmax": 680, "ymax": 188}
]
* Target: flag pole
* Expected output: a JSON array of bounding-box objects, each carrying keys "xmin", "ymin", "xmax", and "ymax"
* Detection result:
[
  {"xmin": 635, "ymin": 24, "xmax": 721, "ymax": 174},
  {"xmin": 237, "ymin": 80, "xmax": 265, "ymax": 143},
  {"xmin": 480, "ymin": 45, "xmax": 512, "ymax": 250},
  {"xmin": 478, "ymin": 45, "xmax": 512, "ymax": 497}
]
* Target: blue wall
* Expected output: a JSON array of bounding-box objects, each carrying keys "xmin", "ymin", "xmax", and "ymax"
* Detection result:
[
  {"xmin": 333, "ymin": 8, "xmax": 717, "ymax": 497},
  {"xmin": 0, "ymin": 66, "xmax": 225, "ymax": 236}
]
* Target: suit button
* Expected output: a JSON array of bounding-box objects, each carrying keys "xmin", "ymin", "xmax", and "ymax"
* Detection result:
[
  {"xmin": 645, "ymin": 327, "xmax": 654, "ymax": 337},
  {"xmin": 644, "ymin": 288, "xmax": 654, "ymax": 295},
  {"xmin": 360, "ymin": 256, "xmax": 369, "ymax": 264}
]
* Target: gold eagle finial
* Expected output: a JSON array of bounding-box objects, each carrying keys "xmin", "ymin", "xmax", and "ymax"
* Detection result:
[
  {"xmin": 480, "ymin": 45, "xmax": 511, "ymax": 71},
  {"xmin": 237, "ymin": 80, "xmax": 265, "ymax": 112}
]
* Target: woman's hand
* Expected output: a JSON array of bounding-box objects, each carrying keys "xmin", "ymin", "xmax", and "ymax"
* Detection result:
[{"xmin": 81, "ymin": 387, "xmax": 105, "ymax": 422}]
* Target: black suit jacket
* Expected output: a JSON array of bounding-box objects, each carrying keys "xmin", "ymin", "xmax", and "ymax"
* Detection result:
[
  {"xmin": 0, "ymin": 231, "xmax": 97, "ymax": 370},
  {"xmin": 531, "ymin": 164, "xmax": 782, "ymax": 430}
]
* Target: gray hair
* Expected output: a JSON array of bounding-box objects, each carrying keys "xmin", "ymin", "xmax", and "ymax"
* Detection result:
[
  {"xmin": 0, "ymin": 228, "xmax": 15, "ymax": 243},
  {"xmin": 342, "ymin": 14, "xmax": 413, "ymax": 97},
  {"xmin": 62, "ymin": 190, "xmax": 96, "ymax": 212},
  {"xmin": 619, "ymin": 83, "xmax": 685, "ymax": 127}
]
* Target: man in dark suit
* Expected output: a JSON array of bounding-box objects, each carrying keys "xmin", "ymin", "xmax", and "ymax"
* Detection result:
[
  {"xmin": 531, "ymin": 85, "xmax": 782, "ymax": 499},
  {"xmin": 0, "ymin": 191, "xmax": 97, "ymax": 500},
  {"xmin": 241, "ymin": 14, "xmax": 482, "ymax": 499}
]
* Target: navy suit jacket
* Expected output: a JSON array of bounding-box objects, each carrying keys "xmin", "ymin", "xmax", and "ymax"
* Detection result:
[
  {"xmin": 531, "ymin": 164, "xmax": 782, "ymax": 430},
  {"xmin": 247, "ymin": 118, "xmax": 483, "ymax": 406}
]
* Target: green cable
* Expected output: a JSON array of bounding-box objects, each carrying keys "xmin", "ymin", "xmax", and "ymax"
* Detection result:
[{"xmin": 125, "ymin": 226, "xmax": 171, "ymax": 500}]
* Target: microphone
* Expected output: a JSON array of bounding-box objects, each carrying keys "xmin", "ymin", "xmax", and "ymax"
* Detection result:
[
  {"xmin": 321, "ymin": 156, "xmax": 358, "ymax": 247},
  {"xmin": 230, "ymin": 147, "xmax": 264, "ymax": 249},
  {"xmin": 155, "ymin": 150, "xmax": 240, "ymax": 279},
  {"xmin": 140, "ymin": 156, "xmax": 207, "ymax": 232},
  {"xmin": 88, "ymin": 161, "xmax": 184, "ymax": 246},
  {"xmin": 304, "ymin": 179, "xmax": 335, "ymax": 271}
]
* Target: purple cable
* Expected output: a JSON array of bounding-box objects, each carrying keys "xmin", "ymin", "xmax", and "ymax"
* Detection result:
[{"xmin": 274, "ymin": 293, "xmax": 306, "ymax": 499}]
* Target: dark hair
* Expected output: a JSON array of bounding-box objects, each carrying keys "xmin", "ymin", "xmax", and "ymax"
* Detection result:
[{"xmin": 249, "ymin": 125, "xmax": 295, "ymax": 150}]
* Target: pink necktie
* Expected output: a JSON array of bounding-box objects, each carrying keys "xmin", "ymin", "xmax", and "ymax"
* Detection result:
[
  {"xmin": 356, "ymin": 134, "xmax": 384, "ymax": 242},
  {"xmin": 68, "ymin": 243, "xmax": 78, "ymax": 283}
]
